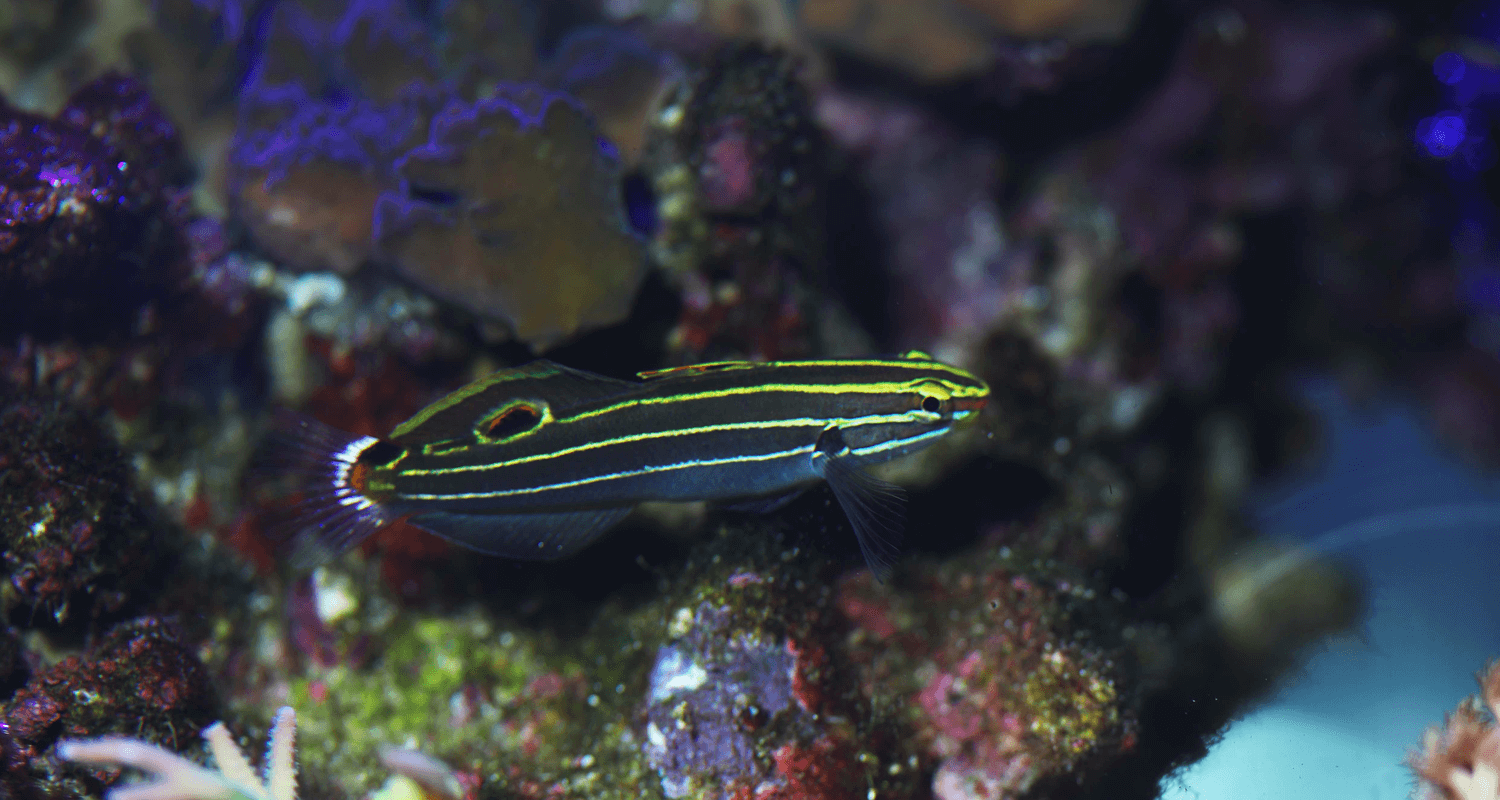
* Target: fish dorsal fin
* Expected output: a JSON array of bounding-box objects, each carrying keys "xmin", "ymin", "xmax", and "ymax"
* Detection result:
[
  {"xmin": 636, "ymin": 361, "xmax": 758, "ymax": 380},
  {"xmin": 407, "ymin": 507, "xmax": 634, "ymax": 560},
  {"xmin": 390, "ymin": 360, "xmax": 635, "ymax": 443},
  {"xmin": 813, "ymin": 427, "xmax": 906, "ymax": 582},
  {"xmin": 536, "ymin": 360, "xmax": 638, "ymax": 392}
]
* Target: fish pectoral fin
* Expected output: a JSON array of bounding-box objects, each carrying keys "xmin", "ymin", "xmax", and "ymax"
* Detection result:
[
  {"xmin": 721, "ymin": 487, "xmax": 810, "ymax": 514},
  {"xmin": 407, "ymin": 506, "xmax": 634, "ymax": 561},
  {"xmin": 815, "ymin": 428, "xmax": 906, "ymax": 582}
]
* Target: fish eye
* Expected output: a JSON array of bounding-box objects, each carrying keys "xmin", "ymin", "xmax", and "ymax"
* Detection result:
[{"xmin": 921, "ymin": 396, "xmax": 942, "ymax": 414}]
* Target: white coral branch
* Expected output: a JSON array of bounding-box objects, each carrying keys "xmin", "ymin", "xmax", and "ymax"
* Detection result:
[
  {"xmin": 1412, "ymin": 662, "xmax": 1500, "ymax": 800},
  {"xmin": 57, "ymin": 706, "xmax": 299, "ymax": 800},
  {"xmin": 55, "ymin": 738, "xmax": 240, "ymax": 800}
]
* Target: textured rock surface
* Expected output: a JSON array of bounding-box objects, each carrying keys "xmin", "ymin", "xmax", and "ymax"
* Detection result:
[
  {"xmin": 374, "ymin": 86, "xmax": 646, "ymax": 348},
  {"xmin": 0, "ymin": 394, "xmax": 161, "ymax": 622}
]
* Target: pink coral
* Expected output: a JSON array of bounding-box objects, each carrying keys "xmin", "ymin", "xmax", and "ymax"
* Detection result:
[{"xmin": 1412, "ymin": 660, "xmax": 1500, "ymax": 800}]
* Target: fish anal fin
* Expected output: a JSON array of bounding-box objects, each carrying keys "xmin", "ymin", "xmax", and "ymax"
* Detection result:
[
  {"xmin": 814, "ymin": 428, "xmax": 906, "ymax": 582},
  {"xmin": 407, "ymin": 506, "xmax": 634, "ymax": 561},
  {"xmin": 721, "ymin": 487, "xmax": 810, "ymax": 515}
]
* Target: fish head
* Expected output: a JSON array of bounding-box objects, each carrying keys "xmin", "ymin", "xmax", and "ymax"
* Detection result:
[{"xmin": 834, "ymin": 357, "xmax": 990, "ymax": 462}]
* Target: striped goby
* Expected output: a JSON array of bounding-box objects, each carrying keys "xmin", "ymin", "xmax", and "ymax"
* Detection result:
[{"xmin": 271, "ymin": 352, "xmax": 990, "ymax": 577}]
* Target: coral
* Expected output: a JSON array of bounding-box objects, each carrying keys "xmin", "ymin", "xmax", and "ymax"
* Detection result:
[
  {"xmin": 439, "ymin": 0, "xmax": 538, "ymax": 94},
  {"xmin": 837, "ymin": 546, "xmax": 1136, "ymax": 799},
  {"xmin": 230, "ymin": 0, "xmax": 650, "ymax": 348},
  {"xmin": 1411, "ymin": 660, "xmax": 1500, "ymax": 800},
  {"xmin": 0, "ymin": 5, "xmax": 1457, "ymax": 800},
  {"xmin": 539, "ymin": 27, "xmax": 682, "ymax": 168},
  {"xmin": 226, "ymin": 0, "xmax": 442, "ymax": 277},
  {"xmin": 231, "ymin": 83, "xmax": 438, "ymax": 276},
  {"xmin": 374, "ymin": 85, "xmax": 647, "ymax": 348},
  {"xmin": 2, "ymin": 618, "xmax": 218, "ymax": 799},
  {"xmin": 0, "ymin": 393, "xmax": 163, "ymax": 622},
  {"xmin": 330, "ymin": 0, "xmax": 440, "ymax": 102},
  {"xmin": 0, "ymin": 72, "xmax": 192, "ymax": 340},
  {"xmin": 60, "ymin": 706, "xmax": 298, "ymax": 800},
  {"xmin": 61, "ymin": 707, "xmax": 483, "ymax": 800}
]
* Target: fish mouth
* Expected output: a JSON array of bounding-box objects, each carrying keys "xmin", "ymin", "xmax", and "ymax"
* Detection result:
[
  {"xmin": 953, "ymin": 394, "xmax": 990, "ymax": 413},
  {"xmin": 948, "ymin": 393, "xmax": 989, "ymax": 426}
]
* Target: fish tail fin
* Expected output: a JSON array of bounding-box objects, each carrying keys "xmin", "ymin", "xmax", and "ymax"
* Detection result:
[{"xmin": 255, "ymin": 409, "xmax": 398, "ymax": 563}]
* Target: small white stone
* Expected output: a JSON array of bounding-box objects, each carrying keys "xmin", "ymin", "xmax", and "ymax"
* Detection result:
[
  {"xmin": 312, "ymin": 566, "xmax": 359, "ymax": 623},
  {"xmin": 668, "ymin": 607, "xmax": 694, "ymax": 638},
  {"xmin": 649, "ymin": 647, "xmax": 708, "ymax": 702},
  {"xmin": 285, "ymin": 273, "xmax": 346, "ymax": 316}
]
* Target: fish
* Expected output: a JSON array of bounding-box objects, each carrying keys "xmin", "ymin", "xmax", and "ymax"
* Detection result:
[{"xmin": 269, "ymin": 352, "xmax": 990, "ymax": 578}]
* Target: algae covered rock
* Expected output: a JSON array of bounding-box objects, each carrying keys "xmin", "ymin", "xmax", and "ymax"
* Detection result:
[
  {"xmin": 0, "ymin": 394, "xmax": 163, "ymax": 623},
  {"xmin": 0, "ymin": 72, "xmax": 192, "ymax": 340},
  {"xmin": 1, "ymin": 617, "xmax": 217, "ymax": 799},
  {"xmin": 637, "ymin": 553, "xmax": 918, "ymax": 800},
  {"xmin": 838, "ymin": 546, "xmax": 1139, "ymax": 799}
]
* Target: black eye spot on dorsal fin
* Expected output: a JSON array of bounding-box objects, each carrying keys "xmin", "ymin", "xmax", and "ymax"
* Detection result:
[
  {"xmin": 480, "ymin": 403, "xmax": 544, "ymax": 441},
  {"xmin": 356, "ymin": 439, "xmax": 404, "ymax": 467}
]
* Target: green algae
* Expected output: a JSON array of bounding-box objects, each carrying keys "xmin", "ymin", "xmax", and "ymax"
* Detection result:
[{"xmin": 1021, "ymin": 648, "xmax": 1122, "ymax": 761}]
